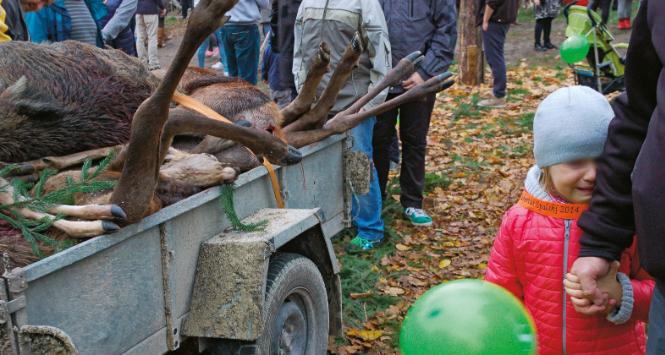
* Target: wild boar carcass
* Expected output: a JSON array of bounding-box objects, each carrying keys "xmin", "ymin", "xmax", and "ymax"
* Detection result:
[{"xmin": 0, "ymin": 41, "xmax": 157, "ymax": 162}]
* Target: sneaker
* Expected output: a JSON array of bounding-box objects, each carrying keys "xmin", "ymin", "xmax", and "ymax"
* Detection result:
[
  {"xmin": 211, "ymin": 61, "xmax": 225, "ymax": 71},
  {"xmin": 534, "ymin": 43, "xmax": 546, "ymax": 52},
  {"xmin": 389, "ymin": 160, "xmax": 399, "ymax": 171},
  {"xmin": 205, "ymin": 49, "xmax": 215, "ymax": 57},
  {"xmin": 544, "ymin": 42, "xmax": 557, "ymax": 50},
  {"xmin": 404, "ymin": 207, "xmax": 433, "ymax": 227},
  {"xmin": 477, "ymin": 97, "xmax": 506, "ymax": 108},
  {"xmin": 345, "ymin": 235, "xmax": 384, "ymax": 254},
  {"xmin": 148, "ymin": 64, "xmax": 161, "ymax": 71}
]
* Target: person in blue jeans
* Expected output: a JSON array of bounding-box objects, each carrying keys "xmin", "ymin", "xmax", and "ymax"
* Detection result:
[
  {"xmin": 219, "ymin": 0, "xmax": 268, "ymax": 85},
  {"xmin": 293, "ymin": 0, "xmax": 391, "ymax": 253},
  {"xmin": 196, "ymin": 29, "xmax": 225, "ymax": 69}
]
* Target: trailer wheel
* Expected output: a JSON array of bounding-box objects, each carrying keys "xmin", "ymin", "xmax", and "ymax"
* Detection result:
[{"xmin": 257, "ymin": 252, "xmax": 329, "ymax": 355}]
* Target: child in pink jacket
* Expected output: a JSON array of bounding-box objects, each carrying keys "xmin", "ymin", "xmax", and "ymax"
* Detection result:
[{"xmin": 485, "ymin": 86, "xmax": 653, "ymax": 355}]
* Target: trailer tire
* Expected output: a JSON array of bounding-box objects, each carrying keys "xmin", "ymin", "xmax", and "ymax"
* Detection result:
[{"xmin": 257, "ymin": 252, "xmax": 329, "ymax": 355}]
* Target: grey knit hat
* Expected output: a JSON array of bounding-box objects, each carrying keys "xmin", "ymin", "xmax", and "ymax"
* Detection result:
[{"xmin": 533, "ymin": 86, "xmax": 614, "ymax": 168}]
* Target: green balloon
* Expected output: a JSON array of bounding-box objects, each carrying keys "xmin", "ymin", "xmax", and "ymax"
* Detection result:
[
  {"xmin": 560, "ymin": 35, "xmax": 590, "ymax": 64},
  {"xmin": 400, "ymin": 280, "xmax": 537, "ymax": 355}
]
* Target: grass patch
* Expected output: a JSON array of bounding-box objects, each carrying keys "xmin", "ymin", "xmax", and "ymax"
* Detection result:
[
  {"xmin": 335, "ymin": 177, "xmax": 405, "ymax": 331},
  {"xmin": 451, "ymin": 94, "xmax": 488, "ymax": 121},
  {"xmin": 424, "ymin": 172, "xmax": 452, "ymax": 193}
]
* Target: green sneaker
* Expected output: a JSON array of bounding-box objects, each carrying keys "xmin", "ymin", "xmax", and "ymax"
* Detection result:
[
  {"xmin": 345, "ymin": 236, "xmax": 384, "ymax": 254},
  {"xmin": 404, "ymin": 207, "xmax": 433, "ymax": 227}
]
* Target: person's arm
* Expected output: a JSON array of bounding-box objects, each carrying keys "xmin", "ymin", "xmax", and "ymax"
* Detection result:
[
  {"xmin": 577, "ymin": 0, "xmax": 659, "ymax": 261},
  {"xmin": 482, "ymin": 4, "xmax": 493, "ymax": 31},
  {"xmin": 101, "ymin": 0, "xmax": 137, "ymax": 42},
  {"xmin": 361, "ymin": 0, "xmax": 391, "ymax": 111},
  {"xmin": 484, "ymin": 210, "xmax": 524, "ymax": 300},
  {"xmin": 572, "ymin": 0, "xmax": 660, "ymax": 307},
  {"xmin": 417, "ymin": 0, "xmax": 457, "ymax": 79},
  {"xmin": 625, "ymin": 240, "xmax": 655, "ymax": 322}
]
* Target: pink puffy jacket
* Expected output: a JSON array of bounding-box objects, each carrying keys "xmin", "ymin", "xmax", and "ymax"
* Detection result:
[{"xmin": 486, "ymin": 196, "xmax": 653, "ymax": 355}]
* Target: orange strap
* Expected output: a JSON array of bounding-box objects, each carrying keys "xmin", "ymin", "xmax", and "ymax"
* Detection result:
[
  {"xmin": 517, "ymin": 191, "xmax": 587, "ymax": 220},
  {"xmin": 172, "ymin": 92, "xmax": 285, "ymax": 208}
]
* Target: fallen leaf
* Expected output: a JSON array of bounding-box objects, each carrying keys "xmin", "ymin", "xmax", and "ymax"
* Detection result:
[
  {"xmin": 439, "ymin": 259, "xmax": 452, "ymax": 269},
  {"xmin": 346, "ymin": 328, "xmax": 383, "ymax": 342},
  {"xmin": 350, "ymin": 292, "xmax": 372, "ymax": 299},
  {"xmin": 395, "ymin": 243, "xmax": 411, "ymax": 251}
]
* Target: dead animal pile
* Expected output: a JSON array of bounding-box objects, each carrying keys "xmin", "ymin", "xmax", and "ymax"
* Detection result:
[{"xmin": 0, "ymin": 0, "xmax": 453, "ymax": 269}]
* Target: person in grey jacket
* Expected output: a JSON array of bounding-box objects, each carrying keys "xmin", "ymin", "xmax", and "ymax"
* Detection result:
[
  {"xmin": 293, "ymin": 0, "xmax": 391, "ymax": 253},
  {"xmin": 373, "ymin": 0, "xmax": 457, "ymax": 227},
  {"xmin": 219, "ymin": 0, "xmax": 269, "ymax": 84},
  {"xmin": 101, "ymin": 0, "xmax": 138, "ymax": 55}
]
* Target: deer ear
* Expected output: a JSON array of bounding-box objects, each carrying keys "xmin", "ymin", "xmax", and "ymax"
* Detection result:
[{"xmin": 1, "ymin": 76, "xmax": 67, "ymax": 120}]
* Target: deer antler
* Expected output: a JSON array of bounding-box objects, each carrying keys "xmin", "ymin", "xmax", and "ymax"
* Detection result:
[
  {"xmin": 286, "ymin": 71, "xmax": 455, "ymax": 148},
  {"xmin": 280, "ymin": 43, "xmax": 331, "ymax": 126},
  {"xmin": 283, "ymin": 32, "xmax": 366, "ymax": 133},
  {"xmin": 325, "ymin": 72, "xmax": 455, "ymax": 133}
]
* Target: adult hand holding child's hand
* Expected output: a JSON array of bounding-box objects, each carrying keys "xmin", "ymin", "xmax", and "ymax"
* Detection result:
[{"xmin": 565, "ymin": 261, "xmax": 622, "ymax": 316}]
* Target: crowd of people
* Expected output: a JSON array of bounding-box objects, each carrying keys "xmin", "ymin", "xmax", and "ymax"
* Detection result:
[{"xmin": 3, "ymin": 0, "xmax": 665, "ymax": 353}]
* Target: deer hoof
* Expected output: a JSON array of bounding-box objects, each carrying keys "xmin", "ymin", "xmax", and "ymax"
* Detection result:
[
  {"xmin": 102, "ymin": 220, "xmax": 121, "ymax": 233},
  {"xmin": 111, "ymin": 205, "xmax": 127, "ymax": 221}
]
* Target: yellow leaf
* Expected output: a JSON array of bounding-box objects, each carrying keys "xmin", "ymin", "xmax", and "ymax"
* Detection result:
[
  {"xmin": 346, "ymin": 328, "xmax": 383, "ymax": 341},
  {"xmin": 395, "ymin": 243, "xmax": 411, "ymax": 251},
  {"xmin": 439, "ymin": 259, "xmax": 452, "ymax": 269}
]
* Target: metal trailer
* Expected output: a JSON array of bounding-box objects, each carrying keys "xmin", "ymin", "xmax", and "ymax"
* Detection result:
[{"xmin": 0, "ymin": 134, "xmax": 350, "ymax": 355}]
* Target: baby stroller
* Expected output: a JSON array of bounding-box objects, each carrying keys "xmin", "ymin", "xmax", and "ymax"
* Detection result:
[{"xmin": 562, "ymin": 2, "xmax": 628, "ymax": 94}]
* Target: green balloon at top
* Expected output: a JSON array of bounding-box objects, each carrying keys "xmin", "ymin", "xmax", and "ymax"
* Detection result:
[
  {"xmin": 400, "ymin": 279, "xmax": 537, "ymax": 355},
  {"xmin": 560, "ymin": 35, "xmax": 590, "ymax": 64}
]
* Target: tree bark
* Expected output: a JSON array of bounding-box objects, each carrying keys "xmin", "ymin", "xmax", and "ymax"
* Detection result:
[{"xmin": 458, "ymin": 0, "xmax": 483, "ymax": 86}]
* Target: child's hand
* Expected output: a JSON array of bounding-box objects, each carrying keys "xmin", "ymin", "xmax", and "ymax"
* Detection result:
[{"xmin": 564, "ymin": 261, "xmax": 622, "ymax": 316}]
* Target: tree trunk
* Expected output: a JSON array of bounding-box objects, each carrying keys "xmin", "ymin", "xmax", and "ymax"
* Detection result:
[{"xmin": 458, "ymin": 0, "xmax": 483, "ymax": 86}]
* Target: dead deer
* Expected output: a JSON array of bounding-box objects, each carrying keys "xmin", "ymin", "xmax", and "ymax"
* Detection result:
[{"xmin": 0, "ymin": 0, "xmax": 454, "ymax": 235}]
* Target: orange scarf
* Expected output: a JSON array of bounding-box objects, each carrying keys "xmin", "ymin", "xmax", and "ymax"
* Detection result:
[{"xmin": 517, "ymin": 190, "xmax": 588, "ymax": 220}]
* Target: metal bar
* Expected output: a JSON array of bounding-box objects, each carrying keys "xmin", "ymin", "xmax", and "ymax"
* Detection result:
[{"xmin": 159, "ymin": 223, "xmax": 178, "ymax": 351}]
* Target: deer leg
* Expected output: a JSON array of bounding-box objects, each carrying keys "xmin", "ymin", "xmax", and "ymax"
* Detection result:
[
  {"xmin": 1, "ymin": 146, "xmax": 123, "ymax": 177},
  {"xmin": 20, "ymin": 208, "xmax": 120, "ymax": 238},
  {"xmin": 280, "ymin": 43, "xmax": 331, "ymax": 126},
  {"xmin": 325, "ymin": 72, "xmax": 455, "ymax": 133},
  {"xmin": 47, "ymin": 204, "xmax": 127, "ymax": 221},
  {"xmin": 111, "ymin": 0, "xmax": 239, "ymax": 222},
  {"xmin": 283, "ymin": 32, "xmax": 366, "ymax": 133},
  {"xmin": 0, "ymin": 178, "xmax": 123, "ymax": 238}
]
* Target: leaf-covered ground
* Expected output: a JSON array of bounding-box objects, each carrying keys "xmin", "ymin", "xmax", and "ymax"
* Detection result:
[{"xmin": 331, "ymin": 63, "xmax": 575, "ymax": 354}]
